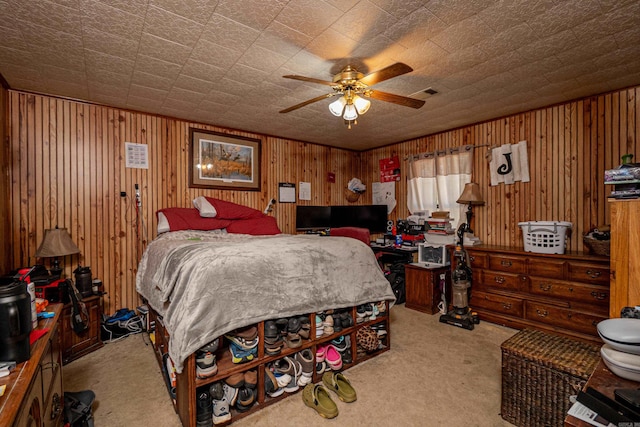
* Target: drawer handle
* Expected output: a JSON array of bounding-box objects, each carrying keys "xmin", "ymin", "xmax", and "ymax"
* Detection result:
[
  {"xmin": 539, "ymin": 283, "xmax": 552, "ymax": 291},
  {"xmin": 536, "ymin": 309, "xmax": 548, "ymax": 317},
  {"xmin": 494, "ymin": 276, "xmax": 505, "ymax": 284},
  {"xmin": 469, "ymin": 256, "xmax": 475, "ymax": 262},
  {"xmin": 590, "ymin": 291, "xmax": 607, "ymax": 300},
  {"xmin": 586, "ymin": 269, "xmax": 601, "ymax": 278},
  {"xmin": 501, "ymin": 260, "xmax": 512, "ymax": 267},
  {"xmin": 502, "ymin": 303, "xmax": 512, "ymax": 310}
]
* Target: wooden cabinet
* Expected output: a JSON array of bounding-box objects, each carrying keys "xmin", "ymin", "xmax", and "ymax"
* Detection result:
[
  {"xmin": 0, "ymin": 304, "xmax": 64, "ymax": 427},
  {"xmin": 466, "ymin": 246, "xmax": 609, "ymax": 344},
  {"xmin": 61, "ymin": 295, "xmax": 103, "ymax": 364},
  {"xmin": 609, "ymin": 198, "xmax": 640, "ymax": 317},
  {"xmin": 405, "ymin": 264, "xmax": 450, "ymax": 314},
  {"xmin": 148, "ymin": 302, "xmax": 390, "ymax": 427}
]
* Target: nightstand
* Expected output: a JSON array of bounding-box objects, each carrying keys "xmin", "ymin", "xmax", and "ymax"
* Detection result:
[
  {"xmin": 405, "ymin": 263, "xmax": 450, "ymax": 314},
  {"xmin": 61, "ymin": 294, "xmax": 103, "ymax": 364}
]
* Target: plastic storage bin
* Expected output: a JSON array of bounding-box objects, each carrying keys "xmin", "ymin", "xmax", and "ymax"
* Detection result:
[{"xmin": 518, "ymin": 221, "xmax": 572, "ymax": 254}]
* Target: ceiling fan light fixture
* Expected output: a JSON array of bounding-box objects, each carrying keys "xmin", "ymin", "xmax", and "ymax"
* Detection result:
[
  {"xmin": 329, "ymin": 96, "xmax": 346, "ymax": 116},
  {"xmin": 353, "ymin": 95, "xmax": 371, "ymax": 115},
  {"xmin": 343, "ymin": 103, "xmax": 358, "ymax": 121}
]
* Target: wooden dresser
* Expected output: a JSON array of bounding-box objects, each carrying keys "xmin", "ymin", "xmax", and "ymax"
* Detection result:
[
  {"xmin": 465, "ymin": 245, "xmax": 609, "ymax": 344},
  {"xmin": 61, "ymin": 294, "xmax": 103, "ymax": 364},
  {"xmin": 0, "ymin": 303, "xmax": 64, "ymax": 427}
]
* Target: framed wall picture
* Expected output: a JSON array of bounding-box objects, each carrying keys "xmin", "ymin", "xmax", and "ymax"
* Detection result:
[{"xmin": 189, "ymin": 128, "xmax": 261, "ymax": 191}]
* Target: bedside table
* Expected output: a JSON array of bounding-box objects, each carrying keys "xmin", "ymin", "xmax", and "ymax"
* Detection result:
[
  {"xmin": 405, "ymin": 263, "xmax": 450, "ymax": 314},
  {"xmin": 61, "ymin": 294, "xmax": 103, "ymax": 364}
]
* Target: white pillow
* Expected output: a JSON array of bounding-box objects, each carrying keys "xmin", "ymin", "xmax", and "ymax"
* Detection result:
[
  {"xmin": 157, "ymin": 212, "xmax": 170, "ymax": 234},
  {"xmin": 193, "ymin": 196, "xmax": 217, "ymax": 217}
]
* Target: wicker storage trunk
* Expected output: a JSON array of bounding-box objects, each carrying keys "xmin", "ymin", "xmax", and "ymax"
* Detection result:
[{"xmin": 501, "ymin": 329, "xmax": 600, "ymax": 427}]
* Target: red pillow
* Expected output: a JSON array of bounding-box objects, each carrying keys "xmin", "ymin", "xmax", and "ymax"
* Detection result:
[
  {"xmin": 157, "ymin": 208, "xmax": 232, "ymax": 232},
  {"xmin": 226, "ymin": 217, "xmax": 282, "ymax": 235},
  {"xmin": 203, "ymin": 197, "xmax": 264, "ymax": 220}
]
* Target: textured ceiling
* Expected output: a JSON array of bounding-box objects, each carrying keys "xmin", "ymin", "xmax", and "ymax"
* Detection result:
[{"xmin": 1, "ymin": 0, "xmax": 639, "ymax": 151}]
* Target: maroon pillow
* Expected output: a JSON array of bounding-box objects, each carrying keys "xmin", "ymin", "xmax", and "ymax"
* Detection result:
[
  {"xmin": 157, "ymin": 208, "xmax": 232, "ymax": 232},
  {"xmin": 203, "ymin": 197, "xmax": 264, "ymax": 220},
  {"xmin": 226, "ymin": 217, "xmax": 282, "ymax": 235}
]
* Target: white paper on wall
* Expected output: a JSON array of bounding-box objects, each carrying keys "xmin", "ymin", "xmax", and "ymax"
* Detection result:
[{"xmin": 372, "ymin": 181, "xmax": 396, "ymax": 214}]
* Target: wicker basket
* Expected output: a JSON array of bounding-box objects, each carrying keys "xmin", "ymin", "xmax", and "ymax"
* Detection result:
[
  {"xmin": 583, "ymin": 235, "xmax": 610, "ymax": 256},
  {"xmin": 501, "ymin": 329, "xmax": 600, "ymax": 427},
  {"xmin": 344, "ymin": 188, "xmax": 360, "ymax": 203}
]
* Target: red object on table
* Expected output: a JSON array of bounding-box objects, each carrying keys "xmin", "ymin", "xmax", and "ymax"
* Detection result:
[{"xmin": 29, "ymin": 328, "xmax": 49, "ymax": 345}]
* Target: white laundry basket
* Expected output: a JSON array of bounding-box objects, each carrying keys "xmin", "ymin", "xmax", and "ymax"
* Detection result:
[{"xmin": 518, "ymin": 221, "xmax": 572, "ymax": 254}]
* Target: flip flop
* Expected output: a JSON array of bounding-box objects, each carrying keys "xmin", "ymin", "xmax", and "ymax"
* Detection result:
[
  {"xmin": 302, "ymin": 384, "xmax": 339, "ymax": 419},
  {"xmin": 322, "ymin": 371, "xmax": 357, "ymax": 403}
]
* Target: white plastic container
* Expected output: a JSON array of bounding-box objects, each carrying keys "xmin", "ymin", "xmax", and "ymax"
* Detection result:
[
  {"xmin": 518, "ymin": 221, "xmax": 572, "ymax": 254},
  {"xmin": 600, "ymin": 344, "xmax": 640, "ymax": 382}
]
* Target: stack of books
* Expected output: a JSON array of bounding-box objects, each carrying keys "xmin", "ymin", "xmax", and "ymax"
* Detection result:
[{"xmin": 426, "ymin": 212, "xmax": 454, "ymax": 235}]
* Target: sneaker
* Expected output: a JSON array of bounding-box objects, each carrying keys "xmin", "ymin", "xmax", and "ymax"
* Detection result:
[
  {"xmin": 298, "ymin": 316, "xmax": 311, "ymax": 339},
  {"xmin": 196, "ymin": 339, "xmax": 219, "ymax": 379},
  {"xmin": 370, "ymin": 304, "xmax": 379, "ymax": 320},
  {"xmin": 356, "ymin": 305, "xmax": 367, "ymax": 322},
  {"xmin": 330, "ymin": 335, "xmax": 348, "ymax": 353},
  {"xmin": 196, "ymin": 389, "xmax": 212, "ymax": 427},
  {"xmin": 315, "ymin": 360, "xmax": 328, "ymax": 375},
  {"xmin": 273, "ymin": 356, "xmax": 301, "ymax": 393},
  {"xmin": 229, "ymin": 341, "xmax": 257, "ymax": 364},
  {"xmin": 209, "ymin": 382, "xmax": 231, "ymax": 425},
  {"xmin": 295, "ymin": 349, "xmax": 315, "ymax": 386},
  {"xmin": 225, "ymin": 334, "xmax": 259, "ymax": 350},
  {"xmin": 235, "ymin": 387, "xmax": 256, "ymax": 412},
  {"xmin": 315, "ymin": 315, "xmax": 324, "ymax": 338},
  {"xmin": 264, "ymin": 367, "xmax": 284, "ymax": 397}
]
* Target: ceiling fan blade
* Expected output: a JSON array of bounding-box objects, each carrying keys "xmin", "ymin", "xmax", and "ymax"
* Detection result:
[
  {"xmin": 367, "ymin": 90, "xmax": 425, "ymax": 109},
  {"xmin": 359, "ymin": 62, "xmax": 414, "ymax": 86},
  {"xmin": 279, "ymin": 93, "xmax": 335, "ymax": 113},
  {"xmin": 282, "ymin": 75, "xmax": 336, "ymax": 86}
]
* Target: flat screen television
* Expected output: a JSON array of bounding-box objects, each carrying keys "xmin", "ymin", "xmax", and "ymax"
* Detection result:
[
  {"xmin": 295, "ymin": 206, "xmax": 331, "ymax": 231},
  {"xmin": 295, "ymin": 205, "xmax": 388, "ymax": 233}
]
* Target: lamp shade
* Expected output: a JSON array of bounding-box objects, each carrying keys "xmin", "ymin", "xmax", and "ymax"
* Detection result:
[
  {"xmin": 343, "ymin": 103, "xmax": 358, "ymax": 121},
  {"xmin": 328, "ymin": 97, "xmax": 346, "ymax": 116},
  {"xmin": 457, "ymin": 183, "xmax": 485, "ymax": 205},
  {"xmin": 353, "ymin": 95, "xmax": 371, "ymax": 115},
  {"xmin": 35, "ymin": 228, "xmax": 80, "ymax": 258}
]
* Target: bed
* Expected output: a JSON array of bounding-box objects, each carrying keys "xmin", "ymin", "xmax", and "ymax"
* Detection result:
[{"xmin": 136, "ymin": 197, "xmax": 396, "ymax": 374}]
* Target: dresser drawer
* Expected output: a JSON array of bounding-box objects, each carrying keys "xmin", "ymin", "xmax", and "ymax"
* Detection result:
[
  {"xmin": 471, "ymin": 291, "xmax": 523, "ymax": 317},
  {"xmin": 528, "ymin": 277, "xmax": 609, "ymax": 306},
  {"xmin": 478, "ymin": 269, "xmax": 527, "ymax": 292},
  {"xmin": 567, "ymin": 262, "xmax": 609, "ymax": 285},
  {"xmin": 488, "ymin": 254, "xmax": 526, "ymax": 273},
  {"xmin": 524, "ymin": 302, "xmax": 606, "ymax": 336},
  {"xmin": 527, "ymin": 258, "xmax": 565, "ymax": 278},
  {"xmin": 468, "ymin": 251, "xmax": 488, "ymax": 269}
]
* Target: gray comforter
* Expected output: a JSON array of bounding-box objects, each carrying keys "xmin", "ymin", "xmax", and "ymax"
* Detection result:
[{"xmin": 136, "ymin": 230, "xmax": 395, "ymax": 372}]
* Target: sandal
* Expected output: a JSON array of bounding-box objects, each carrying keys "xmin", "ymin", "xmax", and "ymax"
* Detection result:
[
  {"xmin": 324, "ymin": 345, "xmax": 342, "ymax": 370},
  {"xmin": 284, "ymin": 331, "xmax": 302, "ymax": 349},
  {"xmin": 322, "ymin": 371, "xmax": 357, "ymax": 403},
  {"xmin": 316, "ymin": 344, "xmax": 327, "ymax": 362},
  {"xmin": 302, "ymin": 384, "xmax": 339, "ymax": 419}
]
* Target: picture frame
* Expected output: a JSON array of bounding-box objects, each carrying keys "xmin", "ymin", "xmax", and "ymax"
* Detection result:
[{"xmin": 189, "ymin": 128, "xmax": 261, "ymax": 191}]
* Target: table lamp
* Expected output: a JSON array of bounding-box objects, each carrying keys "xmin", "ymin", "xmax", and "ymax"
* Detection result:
[
  {"xmin": 456, "ymin": 183, "xmax": 485, "ymax": 244},
  {"xmin": 35, "ymin": 227, "xmax": 80, "ymax": 278}
]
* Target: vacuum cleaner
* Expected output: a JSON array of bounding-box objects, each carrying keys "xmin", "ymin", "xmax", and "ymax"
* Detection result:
[{"xmin": 439, "ymin": 222, "xmax": 479, "ymax": 330}]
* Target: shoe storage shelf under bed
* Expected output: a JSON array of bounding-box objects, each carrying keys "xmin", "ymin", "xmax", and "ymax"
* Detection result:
[{"xmin": 147, "ymin": 302, "xmax": 391, "ymax": 427}]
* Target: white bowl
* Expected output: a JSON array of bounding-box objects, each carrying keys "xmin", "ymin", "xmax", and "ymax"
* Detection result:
[
  {"xmin": 600, "ymin": 344, "xmax": 640, "ymax": 382},
  {"xmin": 597, "ymin": 318, "xmax": 640, "ymax": 355}
]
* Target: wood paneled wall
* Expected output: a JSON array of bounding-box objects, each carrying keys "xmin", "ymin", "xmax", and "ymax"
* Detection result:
[
  {"xmin": 361, "ymin": 87, "xmax": 639, "ymax": 251},
  {"xmin": 6, "ymin": 91, "xmax": 360, "ymax": 314},
  {"xmin": 6, "ymin": 86, "xmax": 638, "ymax": 314},
  {"xmin": 0, "ymin": 85, "xmax": 8, "ymax": 274}
]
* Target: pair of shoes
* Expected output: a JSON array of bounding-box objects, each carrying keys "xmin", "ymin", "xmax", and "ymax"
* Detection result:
[
  {"xmin": 209, "ymin": 382, "xmax": 238, "ymax": 425},
  {"xmin": 196, "ymin": 389, "xmax": 212, "ymax": 427},
  {"xmin": 264, "ymin": 320, "xmax": 284, "ymax": 355},
  {"xmin": 330, "ymin": 335, "xmax": 353, "ymax": 364},
  {"xmin": 224, "ymin": 370, "xmax": 257, "ymax": 389},
  {"xmin": 295, "ymin": 349, "xmax": 314, "ymax": 386},
  {"xmin": 316, "ymin": 360, "xmax": 329, "ymax": 375},
  {"xmin": 273, "ymin": 356, "xmax": 301, "ymax": 393},
  {"xmin": 264, "ymin": 367, "xmax": 284, "ymax": 397},
  {"xmin": 196, "ymin": 338, "xmax": 220, "ymax": 379},
  {"xmin": 298, "ymin": 316, "xmax": 311, "ymax": 339},
  {"xmin": 317, "ymin": 344, "xmax": 342, "ymax": 370},
  {"xmin": 322, "ymin": 315, "xmax": 334, "ymax": 336},
  {"xmin": 375, "ymin": 301, "xmax": 387, "ymax": 314},
  {"xmin": 235, "ymin": 386, "xmax": 256, "ymax": 412},
  {"xmin": 322, "ymin": 371, "xmax": 357, "ymax": 403},
  {"xmin": 229, "ymin": 341, "xmax": 257, "ymax": 364},
  {"xmin": 356, "ymin": 305, "xmax": 367, "ymax": 323},
  {"xmin": 302, "ymin": 384, "xmax": 339, "ymax": 419}
]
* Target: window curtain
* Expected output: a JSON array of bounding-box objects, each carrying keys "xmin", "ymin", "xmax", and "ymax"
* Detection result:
[{"xmin": 407, "ymin": 145, "xmax": 474, "ymax": 229}]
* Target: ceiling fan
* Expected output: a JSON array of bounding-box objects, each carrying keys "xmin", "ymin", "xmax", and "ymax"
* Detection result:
[{"xmin": 279, "ymin": 62, "xmax": 425, "ymax": 128}]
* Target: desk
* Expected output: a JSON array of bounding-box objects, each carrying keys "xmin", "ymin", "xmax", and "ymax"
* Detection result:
[{"xmin": 564, "ymin": 360, "xmax": 640, "ymax": 426}]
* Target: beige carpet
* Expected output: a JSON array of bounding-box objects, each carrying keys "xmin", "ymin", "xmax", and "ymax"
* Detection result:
[{"xmin": 63, "ymin": 305, "xmax": 517, "ymax": 426}]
